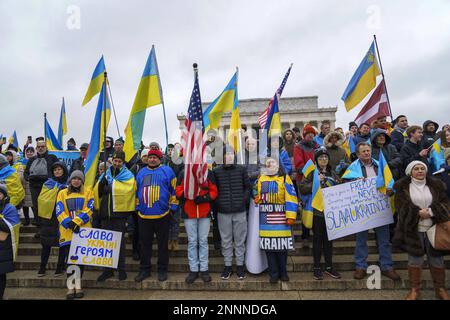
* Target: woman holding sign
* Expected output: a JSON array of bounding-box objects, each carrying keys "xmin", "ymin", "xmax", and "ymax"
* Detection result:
[
  {"xmin": 299, "ymin": 149, "xmax": 341, "ymax": 281},
  {"xmin": 254, "ymin": 157, "xmax": 298, "ymax": 283},
  {"xmin": 393, "ymin": 161, "xmax": 450, "ymax": 300},
  {"xmin": 56, "ymin": 170, "xmax": 94, "ymax": 299}
]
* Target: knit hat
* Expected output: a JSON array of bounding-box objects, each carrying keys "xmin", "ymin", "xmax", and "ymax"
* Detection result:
[
  {"xmin": 314, "ymin": 148, "xmax": 329, "ymax": 163},
  {"xmin": 141, "ymin": 148, "xmax": 150, "ymax": 158},
  {"xmin": 69, "ymin": 170, "xmax": 85, "ymax": 184},
  {"xmin": 80, "ymin": 143, "xmax": 89, "ymax": 150},
  {"xmin": 302, "ymin": 124, "xmax": 317, "ymax": 138},
  {"xmin": 113, "ymin": 151, "xmax": 126, "ymax": 162},
  {"xmin": 149, "ymin": 142, "xmax": 161, "ymax": 150},
  {"xmin": 0, "ymin": 184, "xmax": 8, "ymax": 198},
  {"xmin": 405, "ymin": 161, "xmax": 428, "ymax": 176},
  {"xmin": 148, "ymin": 149, "xmax": 163, "ymax": 159},
  {"xmin": 115, "ymin": 137, "xmax": 124, "ymax": 145},
  {"xmin": 349, "ymin": 121, "xmax": 358, "ymax": 130}
]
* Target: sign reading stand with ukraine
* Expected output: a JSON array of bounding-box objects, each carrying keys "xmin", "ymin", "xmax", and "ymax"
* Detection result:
[
  {"xmin": 68, "ymin": 227, "xmax": 122, "ymax": 269},
  {"xmin": 322, "ymin": 177, "xmax": 393, "ymax": 241}
]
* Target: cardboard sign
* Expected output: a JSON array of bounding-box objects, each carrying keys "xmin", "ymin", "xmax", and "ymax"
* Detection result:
[
  {"xmin": 322, "ymin": 177, "xmax": 394, "ymax": 241},
  {"xmin": 68, "ymin": 227, "xmax": 122, "ymax": 269}
]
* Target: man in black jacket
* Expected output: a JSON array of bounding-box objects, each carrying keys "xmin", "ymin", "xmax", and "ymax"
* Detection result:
[
  {"xmin": 391, "ymin": 115, "xmax": 409, "ymax": 152},
  {"xmin": 213, "ymin": 148, "xmax": 251, "ymax": 280},
  {"xmin": 421, "ymin": 120, "xmax": 439, "ymax": 149},
  {"xmin": 24, "ymin": 140, "xmax": 58, "ymax": 235},
  {"xmin": 69, "ymin": 143, "xmax": 88, "ymax": 175},
  {"xmin": 401, "ymin": 125, "xmax": 430, "ymax": 170}
]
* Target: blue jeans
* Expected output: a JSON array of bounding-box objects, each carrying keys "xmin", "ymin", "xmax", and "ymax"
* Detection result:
[
  {"xmin": 354, "ymin": 224, "xmax": 393, "ymax": 271},
  {"xmin": 184, "ymin": 218, "xmax": 211, "ymax": 272}
]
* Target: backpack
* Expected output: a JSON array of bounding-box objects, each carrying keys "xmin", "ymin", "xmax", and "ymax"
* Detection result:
[{"xmin": 29, "ymin": 157, "xmax": 48, "ymax": 177}]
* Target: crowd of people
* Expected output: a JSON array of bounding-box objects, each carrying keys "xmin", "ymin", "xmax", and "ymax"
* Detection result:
[{"xmin": 0, "ymin": 114, "xmax": 450, "ymax": 300}]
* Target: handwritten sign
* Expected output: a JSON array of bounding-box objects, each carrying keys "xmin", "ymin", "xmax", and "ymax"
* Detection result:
[
  {"xmin": 322, "ymin": 177, "xmax": 393, "ymax": 241},
  {"xmin": 68, "ymin": 227, "xmax": 122, "ymax": 268}
]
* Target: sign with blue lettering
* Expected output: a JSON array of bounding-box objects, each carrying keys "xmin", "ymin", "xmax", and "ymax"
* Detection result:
[
  {"xmin": 322, "ymin": 177, "xmax": 394, "ymax": 241},
  {"xmin": 68, "ymin": 227, "xmax": 122, "ymax": 269}
]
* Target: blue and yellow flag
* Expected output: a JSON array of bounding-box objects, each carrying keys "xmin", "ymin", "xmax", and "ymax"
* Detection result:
[
  {"xmin": 342, "ymin": 135, "xmax": 356, "ymax": 158},
  {"xmin": 58, "ymin": 97, "xmax": 68, "ymax": 146},
  {"xmin": 0, "ymin": 205, "xmax": 20, "ymax": 261},
  {"xmin": 8, "ymin": 131, "xmax": 20, "ymax": 151},
  {"xmin": 84, "ymin": 82, "xmax": 111, "ymax": 190},
  {"xmin": 44, "ymin": 118, "xmax": 63, "ymax": 151},
  {"xmin": 311, "ymin": 164, "xmax": 324, "ymax": 212},
  {"xmin": 227, "ymin": 69, "xmax": 241, "ymax": 152},
  {"xmin": 301, "ymin": 160, "xmax": 316, "ymax": 229},
  {"xmin": 82, "ymin": 56, "xmax": 106, "ymax": 106},
  {"xmin": 265, "ymin": 93, "xmax": 282, "ymax": 136},
  {"xmin": 429, "ymin": 138, "xmax": 445, "ymax": 172},
  {"xmin": 124, "ymin": 46, "xmax": 163, "ymax": 162},
  {"xmin": 203, "ymin": 71, "xmax": 238, "ymax": 132},
  {"xmin": 376, "ymin": 151, "xmax": 394, "ymax": 194},
  {"xmin": 341, "ymin": 41, "xmax": 381, "ymax": 111}
]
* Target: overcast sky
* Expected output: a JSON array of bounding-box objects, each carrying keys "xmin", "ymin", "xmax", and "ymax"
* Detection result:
[{"xmin": 1, "ymin": 0, "xmax": 449, "ymax": 148}]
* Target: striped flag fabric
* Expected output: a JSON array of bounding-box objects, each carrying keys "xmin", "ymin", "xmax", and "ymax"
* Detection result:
[
  {"xmin": 181, "ymin": 66, "xmax": 208, "ymax": 200},
  {"xmin": 258, "ymin": 64, "xmax": 293, "ymax": 128},
  {"xmin": 354, "ymin": 79, "xmax": 390, "ymax": 126}
]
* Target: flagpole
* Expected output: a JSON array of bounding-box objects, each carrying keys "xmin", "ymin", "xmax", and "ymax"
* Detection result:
[
  {"xmin": 44, "ymin": 113, "xmax": 47, "ymax": 146},
  {"xmin": 153, "ymin": 45, "xmax": 169, "ymax": 151},
  {"xmin": 103, "ymin": 72, "xmax": 108, "ymax": 167},
  {"xmin": 373, "ymin": 35, "xmax": 394, "ymax": 119},
  {"xmin": 105, "ymin": 74, "xmax": 121, "ymax": 138}
]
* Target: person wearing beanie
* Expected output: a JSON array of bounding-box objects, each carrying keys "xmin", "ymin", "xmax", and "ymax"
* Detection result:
[
  {"xmin": 213, "ymin": 148, "xmax": 251, "ymax": 280},
  {"xmin": 134, "ymin": 148, "xmax": 179, "ymax": 282},
  {"xmin": 55, "ymin": 170, "xmax": 93, "ymax": 299},
  {"xmin": 0, "ymin": 154, "xmax": 25, "ymax": 209},
  {"xmin": 37, "ymin": 162, "xmax": 69, "ymax": 277},
  {"xmin": 95, "ymin": 150, "xmax": 136, "ymax": 282},
  {"xmin": 393, "ymin": 161, "xmax": 450, "ymax": 300},
  {"xmin": 391, "ymin": 115, "xmax": 409, "ymax": 152},
  {"xmin": 400, "ymin": 125, "xmax": 430, "ymax": 170},
  {"xmin": 149, "ymin": 142, "xmax": 161, "ymax": 150},
  {"xmin": 66, "ymin": 138, "xmax": 78, "ymax": 151},
  {"xmin": 69, "ymin": 143, "xmax": 89, "ymax": 175},
  {"xmin": 0, "ymin": 184, "xmax": 20, "ymax": 300},
  {"xmin": 254, "ymin": 157, "xmax": 298, "ymax": 283},
  {"xmin": 313, "ymin": 121, "xmax": 331, "ymax": 147},
  {"xmin": 299, "ymin": 149, "xmax": 341, "ymax": 281}
]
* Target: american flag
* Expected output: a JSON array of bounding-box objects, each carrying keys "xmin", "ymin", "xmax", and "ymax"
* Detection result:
[
  {"xmin": 181, "ymin": 67, "xmax": 208, "ymax": 200},
  {"xmin": 258, "ymin": 64, "xmax": 293, "ymax": 129}
]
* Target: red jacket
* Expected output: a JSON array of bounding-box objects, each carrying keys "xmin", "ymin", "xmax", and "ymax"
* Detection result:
[
  {"xmin": 176, "ymin": 171, "xmax": 218, "ymax": 219},
  {"xmin": 294, "ymin": 140, "xmax": 319, "ymax": 183}
]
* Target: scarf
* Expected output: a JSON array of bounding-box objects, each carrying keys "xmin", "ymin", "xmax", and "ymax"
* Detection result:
[{"xmin": 409, "ymin": 178, "xmax": 433, "ymax": 232}]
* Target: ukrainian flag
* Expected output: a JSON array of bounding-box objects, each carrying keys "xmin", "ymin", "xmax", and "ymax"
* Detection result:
[
  {"xmin": 8, "ymin": 131, "xmax": 20, "ymax": 151},
  {"xmin": 311, "ymin": 164, "xmax": 324, "ymax": 211},
  {"xmin": 57, "ymin": 97, "xmax": 68, "ymax": 146},
  {"xmin": 44, "ymin": 119, "xmax": 63, "ymax": 151},
  {"xmin": 123, "ymin": 46, "xmax": 163, "ymax": 162},
  {"xmin": 227, "ymin": 69, "xmax": 241, "ymax": 152},
  {"xmin": 301, "ymin": 160, "xmax": 316, "ymax": 229},
  {"xmin": 341, "ymin": 41, "xmax": 381, "ymax": 111},
  {"xmin": 84, "ymin": 82, "xmax": 111, "ymax": 190},
  {"xmin": 203, "ymin": 71, "xmax": 238, "ymax": 132},
  {"xmin": 302, "ymin": 159, "xmax": 315, "ymax": 178},
  {"xmin": 264, "ymin": 93, "xmax": 282, "ymax": 136},
  {"xmin": 376, "ymin": 151, "xmax": 394, "ymax": 194},
  {"xmin": 429, "ymin": 138, "xmax": 445, "ymax": 172},
  {"xmin": 342, "ymin": 135, "xmax": 356, "ymax": 158},
  {"xmin": 82, "ymin": 56, "xmax": 106, "ymax": 106}
]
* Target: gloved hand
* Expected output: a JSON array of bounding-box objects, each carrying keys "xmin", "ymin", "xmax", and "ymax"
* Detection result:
[
  {"xmin": 67, "ymin": 221, "xmax": 77, "ymax": 231},
  {"xmin": 194, "ymin": 193, "xmax": 211, "ymax": 204},
  {"xmin": 73, "ymin": 224, "xmax": 80, "ymax": 234}
]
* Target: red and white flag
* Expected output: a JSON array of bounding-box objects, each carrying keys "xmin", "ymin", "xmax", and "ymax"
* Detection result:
[{"xmin": 354, "ymin": 79, "xmax": 390, "ymax": 126}]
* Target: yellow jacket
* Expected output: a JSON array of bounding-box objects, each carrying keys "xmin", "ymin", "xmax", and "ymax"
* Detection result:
[{"xmin": 56, "ymin": 187, "xmax": 94, "ymax": 247}]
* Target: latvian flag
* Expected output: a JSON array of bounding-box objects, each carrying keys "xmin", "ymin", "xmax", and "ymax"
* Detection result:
[{"xmin": 354, "ymin": 79, "xmax": 390, "ymax": 126}]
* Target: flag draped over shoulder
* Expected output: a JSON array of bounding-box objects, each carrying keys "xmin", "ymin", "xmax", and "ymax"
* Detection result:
[
  {"xmin": 341, "ymin": 41, "xmax": 381, "ymax": 111},
  {"xmin": 376, "ymin": 151, "xmax": 394, "ymax": 194},
  {"xmin": 203, "ymin": 72, "xmax": 238, "ymax": 132},
  {"xmin": 82, "ymin": 56, "xmax": 106, "ymax": 106},
  {"xmin": 84, "ymin": 83, "xmax": 111, "ymax": 190},
  {"xmin": 429, "ymin": 138, "xmax": 445, "ymax": 172},
  {"xmin": 58, "ymin": 97, "xmax": 68, "ymax": 146},
  {"xmin": 0, "ymin": 165, "xmax": 25, "ymax": 207},
  {"xmin": 45, "ymin": 118, "xmax": 63, "ymax": 151},
  {"xmin": 124, "ymin": 46, "xmax": 163, "ymax": 162},
  {"xmin": 0, "ymin": 206, "xmax": 20, "ymax": 261},
  {"xmin": 182, "ymin": 67, "xmax": 207, "ymax": 200}
]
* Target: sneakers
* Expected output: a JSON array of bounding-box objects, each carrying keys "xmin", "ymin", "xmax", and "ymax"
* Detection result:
[
  {"xmin": 118, "ymin": 270, "xmax": 127, "ymax": 281},
  {"xmin": 135, "ymin": 271, "xmax": 151, "ymax": 282},
  {"xmin": 158, "ymin": 271, "xmax": 168, "ymax": 282},
  {"xmin": 236, "ymin": 266, "xmax": 246, "ymax": 280},
  {"xmin": 97, "ymin": 270, "xmax": 114, "ymax": 282},
  {"xmin": 221, "ymin": 266, "xmax": 233, "ymax": 280},
  {"xmin": 324, "ymin": 267, "xmax": 341, "ymax": 279},
  {"xmin": 200, "ymin": 271, "xmax": 212, "ymax": 283},
  {"xmin": 185, "ymin": 272, "xmax": 199, "ymax": 284},
  {"xmin": 313, "ymin": 268, "xmax": 323, "ymax": 280},
  {"xmin": 37, "ymin": 266, "xmax": 46, "ymax": 277}
]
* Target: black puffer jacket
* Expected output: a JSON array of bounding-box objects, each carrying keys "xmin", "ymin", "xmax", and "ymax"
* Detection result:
[
  {"xmin": 24, "ymin": 151, "xmax": 59, "ymax": 188},
  {"xmin": 40, "ymin": 162, "xmax": 68, "ymax": 247},
  {"xmin": 421, "ymin": 120, "xmax": 439, "ymax": 149},
  {"xmin": 213, "ymin": 164, "xmax": 251, "ymax": 214},
  {"xmin": 370, "ymin": 129, "xmax": 403, "ymax": 179}
]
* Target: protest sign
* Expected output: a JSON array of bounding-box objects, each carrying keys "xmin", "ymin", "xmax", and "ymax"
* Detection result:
[
  {"xmin": 259, "ymin": 203, "xmax": 294, "ymax": 251},
  {"xmin": 322, "ymin": 177, "xmax": 394, "ymax": 241},
  {"xmin": 49, "ymin": 151, "xmax": 80, "ymax": 172},
  {"xmin": 68, "ymin": 227, "xmax": 122, "ymax": 268}
]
